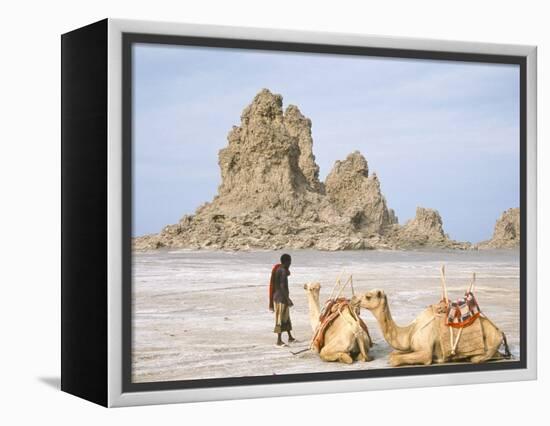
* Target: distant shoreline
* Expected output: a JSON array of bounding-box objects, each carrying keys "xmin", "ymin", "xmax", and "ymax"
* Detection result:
[{"xmin": 132, "ymin": 245, "xmax": 521, "ymax": 254}]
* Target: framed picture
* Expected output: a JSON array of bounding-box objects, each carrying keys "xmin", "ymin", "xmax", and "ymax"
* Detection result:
[{"xmin": 61, "ymin": 18, "xmax": 537, "ymax": 407}]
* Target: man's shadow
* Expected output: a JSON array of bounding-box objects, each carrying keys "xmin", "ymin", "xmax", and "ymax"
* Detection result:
[{"xmin": 38, "ymin": 377, "xmax": 60, "ymax": 389}]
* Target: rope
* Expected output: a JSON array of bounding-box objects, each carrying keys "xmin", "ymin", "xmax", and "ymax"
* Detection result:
[
  {"xmin": 349, "ymin": 302, "xmax": 373, "ymax": 344},
  {"xmin": 410, "ymin": 316, "xmax": 435, "ymax": 342},
  {"xmin": 337, "ymin": 305, "xmax": 363, "ymax": 339}
]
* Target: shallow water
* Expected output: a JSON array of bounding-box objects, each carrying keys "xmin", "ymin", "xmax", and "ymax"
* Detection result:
[{"xmin": 132, "ymin": 249, "xmax": 520, "ymax": 383}]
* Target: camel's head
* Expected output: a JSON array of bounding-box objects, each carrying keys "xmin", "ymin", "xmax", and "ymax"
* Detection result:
[
  {"xmin": 359, "ymin": 289, "xmax": 387, "ymax": 311},
  {"xmin": 303, "ymin": 282, "xmax": 321, "ymax": 295}
]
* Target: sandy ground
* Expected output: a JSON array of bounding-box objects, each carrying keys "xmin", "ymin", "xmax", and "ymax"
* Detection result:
[{"xmin": 132, "ymin": 249, "xmax": 520, "ymax": 383}]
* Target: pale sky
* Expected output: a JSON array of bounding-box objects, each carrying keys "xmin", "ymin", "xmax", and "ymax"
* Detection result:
[{"xmin": 132, "ymin": 43, "xmax": 520, "ymax": 243}]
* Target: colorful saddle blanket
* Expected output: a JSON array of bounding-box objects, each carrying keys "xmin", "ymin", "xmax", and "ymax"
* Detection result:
[
  {"xmin": 311, "ymin": 298, "xmax": 371, "ymax": 352},
  {"xmin": 446, "ymin": 291, "xmax": 481, "ymax": 328},
  {"xmin": 432, "ymin": 303, "xmax": 486, "ymax": 360}
]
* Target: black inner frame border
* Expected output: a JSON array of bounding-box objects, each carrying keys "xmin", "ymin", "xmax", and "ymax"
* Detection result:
[{"xmin": 122, "ymin": 32, "xmax": 528, "ymax": 393}]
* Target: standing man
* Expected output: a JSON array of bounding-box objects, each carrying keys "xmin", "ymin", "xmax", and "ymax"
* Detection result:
[{"xmin": 271, "ymin": 254, "xmax": 295, "ymax": 346}]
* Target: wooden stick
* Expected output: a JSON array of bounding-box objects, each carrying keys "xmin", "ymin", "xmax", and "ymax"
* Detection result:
[
  {"xmin": 440, "ymin": 265, "xmax": 449, "ymax": 303},
  {"xmin": 328, "ymin": 279, "xmax": 340, "ymax": 301},
  {"xmin": 350, "ymin": 275, "xmax": 355, "ymax": 297},
  {"xmin": 441, "ymin": 264, "xmax": 456, "ymax": 355},
  {"xmin": 451, "ymin": 327, "xmax": 464, "ymax": 355},
  {"xmin": 322, "ymin": 271, "xmax": 345, "ymax": 317},
  {"xmin": 335, "ymin": 275, "xmax": 353, "ymax": 299},
  {"xmin": 450, "ymin": 326, "xmax": 454, "ymax": 354},
  {"xmin": 467, "ymin": 272, "xmax": 476, "ymax": 294},
  {"xmin": 322, "ymin": 280, "xmax": 338, "ymax": 318},
  {"xmin": 328, "ymin": 270, "xmax": 344, "ymax": 301},
  {"xmin": 290, "ymin": 347, "xmax": 311, "ymax": 355}
]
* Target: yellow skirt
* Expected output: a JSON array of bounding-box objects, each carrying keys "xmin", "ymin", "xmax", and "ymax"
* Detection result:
[{"xmin": 274, "ymin": 302, "xmax": 292, "ymax": 333}]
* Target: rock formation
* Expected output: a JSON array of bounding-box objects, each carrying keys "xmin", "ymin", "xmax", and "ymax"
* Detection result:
[
  {"xmin": 325, "ymin": 151, "xmax": 397, "ymax": 234},
  {"xmin": 212, "ymin": 89, "xmax": 321, "ymax": 217},
  {"xmin": 478, "ymin": 208, "xmax": 520, "ymax": 249},
  {"xmin": 134, "ymin": 89, "xmax": 469, "ymax": 251},
  {"xmin": 387, "ymin": 207, "xmax": 468, "ymax": 249},
  {"xmin": 283, "ymin": 104, "xmax": 323, "ymax": 193}
]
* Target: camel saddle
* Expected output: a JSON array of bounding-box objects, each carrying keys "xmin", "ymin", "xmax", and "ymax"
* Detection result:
[
  {"xmin": 432, "ymin": 302, "xmax": 485, "ymax": 360},
  {"xmin": 311, "ymin": 298, "xmax": 371, "ymax": 352},
  {"xmin": 446, "ymin": 291, "xmax": 481, "ymax": 328}
]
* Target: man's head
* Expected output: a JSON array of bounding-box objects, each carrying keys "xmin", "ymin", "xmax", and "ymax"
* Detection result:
[{"xmin": 280, "ymin": 253, "xmax": 292, "ymax": 268}]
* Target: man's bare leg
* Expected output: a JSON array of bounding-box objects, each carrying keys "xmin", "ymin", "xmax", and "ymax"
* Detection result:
[
  {"xmin": 287, "ymin": 331, "xmax": 295, "ymax": 343},
  {"xmin": 276, "ymin": 333, "xmax": 284, "ymax": 346}
]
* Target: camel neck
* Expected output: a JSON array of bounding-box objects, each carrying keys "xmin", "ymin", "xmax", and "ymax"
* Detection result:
[
  {"xmin": 373, "ymin": 302, "xmax": 413, "ymax": 351},
  {"xmin": 306, "ymin": 292, "xmax": 321, "ymax": 333}
]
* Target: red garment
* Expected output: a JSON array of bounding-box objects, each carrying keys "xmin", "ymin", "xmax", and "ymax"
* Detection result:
[{"xmin": 268, "ymin": 263, "xmax": 281, "ymax": 310}]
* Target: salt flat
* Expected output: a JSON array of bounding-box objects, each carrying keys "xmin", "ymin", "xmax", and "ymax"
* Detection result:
[{"xmin": 132, "ymin": 249, "xmax": 520, "ymax": 383}]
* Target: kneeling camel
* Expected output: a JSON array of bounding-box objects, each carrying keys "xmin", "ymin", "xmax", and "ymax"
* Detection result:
[
  {"xmin": 304, "ymin": 282, "xmax": 372, "ymax": 364},
  {"xmin": 359, "ymin": 289, "xmax": 510, "ymax": 367}
]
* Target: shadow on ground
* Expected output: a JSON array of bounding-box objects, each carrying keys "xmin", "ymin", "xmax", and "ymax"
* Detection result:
[{"xmin": 38, "ymin": 377, "xmax": 60, "ymax": 390}]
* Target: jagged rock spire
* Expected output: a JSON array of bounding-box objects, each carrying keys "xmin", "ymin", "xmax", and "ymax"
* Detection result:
[
  {"xmin": 284, "ymin": 104, "xmax": 322, "ymax": 192},
  {"xmin": 478, "ymin": 207, "xmax": 520, "ymax": 248},
  {"xmin": 325, "ymin": 151, "xmax": 396, "ymax": 234},
  {"xmin": 215, "ymin": 89, "xmax": 321, "ymax": 217}
]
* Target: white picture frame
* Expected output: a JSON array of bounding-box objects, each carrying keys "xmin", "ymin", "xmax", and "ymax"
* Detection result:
[{"xmin": 61, "ymin": 18, "xmax": 537, "ymax": 407}]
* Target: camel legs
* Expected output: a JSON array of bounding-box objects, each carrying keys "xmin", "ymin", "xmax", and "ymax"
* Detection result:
[
  {"xmin": 319, "ymin": 347, "xmax": 354, "ymax": 364},
  {"xmin": 470, "ymin": 352, "xmax": 503, "ymax": 364},
  {"xmin": 320, "ymin": 339, "xmax": 370, "ymax": 363},
  {"xmin": 355, "ymin": 335, "xmax": 371, "ymax": 362},
  {"xmin": 389, "ymin": 350, "xmax": 432, "ymax": 367}
]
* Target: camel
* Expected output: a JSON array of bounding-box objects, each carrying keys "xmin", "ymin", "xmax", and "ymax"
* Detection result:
[
  {"xmin": 359, "ymin": 289, "xmax": 511, "ymax": 367},
  {"xmin": 303, "ymin": 282, "xmax": 372, "ymax": 364}
]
